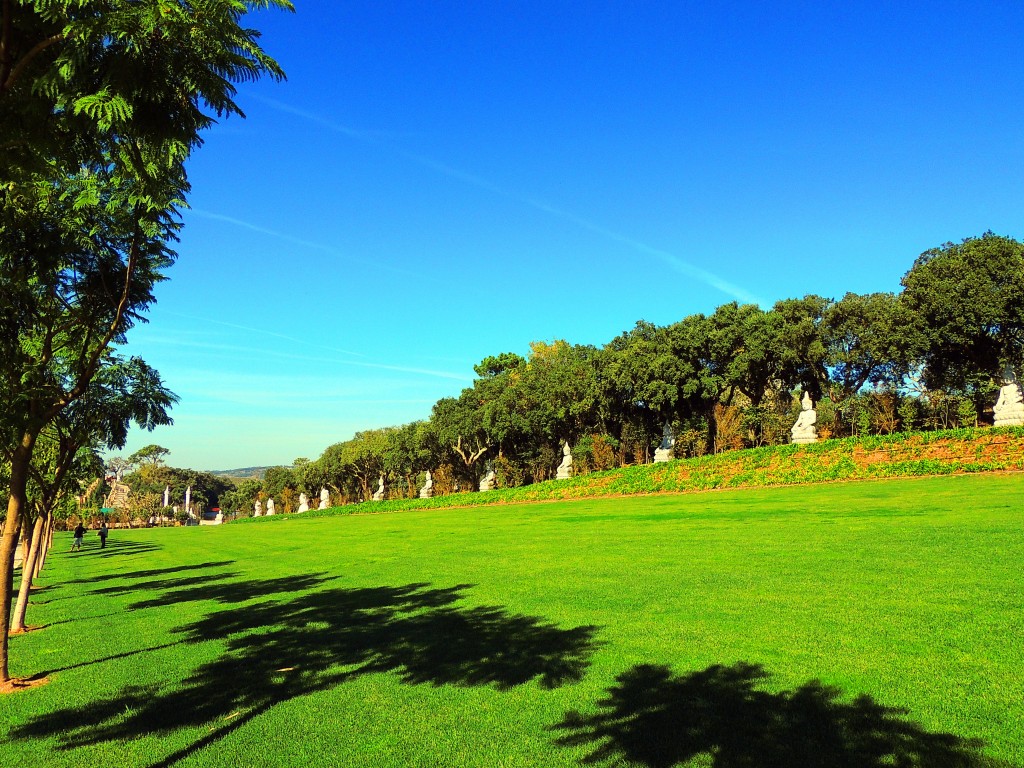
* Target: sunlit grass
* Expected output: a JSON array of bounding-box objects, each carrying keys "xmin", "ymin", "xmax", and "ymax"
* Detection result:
[{"xmin": 1, "ymin": 473, "xmax": 1021, "ymax": 766}]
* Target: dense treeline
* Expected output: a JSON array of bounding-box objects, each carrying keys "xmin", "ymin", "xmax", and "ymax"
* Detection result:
[{"xmin": 235, "ymin": 232, "xmax": 1024, "ymax": 512}]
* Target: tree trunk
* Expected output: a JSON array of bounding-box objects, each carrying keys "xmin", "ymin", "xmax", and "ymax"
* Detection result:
[
  {"xmin": 20, "ymin": 525, "xmax": 30, "ymax": 577},
  {"xmin": 705, "ymin": 403, "xmax": 718, "ymax": 455},
  {"xmin": 1, "ymin": 433, "xmax": 36, "ymax": 687},
  {"xmin": 11, "ymin": 515, "xmax": 45, "ymax": 634},
  {"xmin": 34, "ymin": 512, "xmax": 52, "ymax": 579}
]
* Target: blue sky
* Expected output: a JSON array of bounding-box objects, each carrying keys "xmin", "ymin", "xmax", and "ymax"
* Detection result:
[{"xmin": 114, "ymin": 1, "xmax": 1024, "ymax": 470}]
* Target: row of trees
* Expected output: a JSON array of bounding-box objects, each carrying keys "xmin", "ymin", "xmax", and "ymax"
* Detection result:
[
  {"xmin": 1, "ymin": 1, "xmax": 291, "ymax": 690},
  {"xmin": 233, "ymin": 233, "xmax": 1020, "ymax": 507}
]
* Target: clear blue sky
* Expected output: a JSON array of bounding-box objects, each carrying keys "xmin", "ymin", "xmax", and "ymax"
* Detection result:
[{"xmin": 114, "ymin": 1, "xmax": 1024, "ymax": 470}]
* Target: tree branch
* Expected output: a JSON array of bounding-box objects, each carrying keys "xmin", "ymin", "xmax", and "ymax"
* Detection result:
[
  {"xmin": 1, "ymin": 32, "xmax": 64, "ymax": 94},
  {"xmin": 0, "ymin": 0, "xmax": 12, "ymax": 88},
  {"xmin": 50, "ymin": 206, "xmax": 143, "ymax": 420}
]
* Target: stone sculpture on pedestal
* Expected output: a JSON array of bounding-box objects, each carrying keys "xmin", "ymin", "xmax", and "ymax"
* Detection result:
[
  {"xmin": 994, "ymin": 365, "xmax": 1024, "ymax": 427},
  {"xmin": 479, "ymin": 464, "xmax": 496, "ymax": 492},
  {"xmin": 419, "ymin": 470, "xmax": 434, "ymax": 499},
  {"xmin": 373, "ymin": 475, "xmax": 385, "ymax": 501},
  {"xmin": 654, "ymin": 422, "xmax": 676, "ymax": 463},
  {"xmin": 253, "ymin": 500, "xmax": 262, "ymax": 517},
  {"xmin": 266, "ymin": 498, "xmax": 276, "ymax": 515},
  {"xmin": 556, "ymin": 441, "xmax": 573, "ymax": 480},
  {"xmin": 791, "ymin": 391, "xmax": 818, "ymax": 444},
  {"xmin": 319, "ymin": 487, "xmax": 329, "ymax": 510},
  {"xmin": 297, "ymin": 493, "xmax": 309, "ymax": 513}
]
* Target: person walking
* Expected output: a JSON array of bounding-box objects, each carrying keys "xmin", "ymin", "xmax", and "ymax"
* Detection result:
[
  {"xmin": 98, "ymin": 522, "xmax": 109, "ymax": 549},
  {"xmin": 71, "ymin": 522, "xmax": 85, "ymax": 551}
]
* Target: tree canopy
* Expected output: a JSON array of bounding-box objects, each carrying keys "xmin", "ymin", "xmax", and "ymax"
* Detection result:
[{"xmin": 1, "ymin": 0, "xmax": 291, "ymax": 689}]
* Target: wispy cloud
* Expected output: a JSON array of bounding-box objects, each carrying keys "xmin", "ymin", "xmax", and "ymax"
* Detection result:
[
  {"xmin": 187, "ymin": 209, "xmax": 423, "ymax": 281},
  {"xmin": 153, "ymin": 313, "xmax": 472, "ymax": 382},
  {"xmin": 164, "ymin": 311, "xmax": 365, "ymax": 357},
  {"xmin": 250, "ymin": 96, "xmax": 766, "ymax": 305}
]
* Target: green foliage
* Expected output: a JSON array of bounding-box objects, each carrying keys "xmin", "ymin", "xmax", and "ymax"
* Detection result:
[
  {"xmin": 123, "ymin": 465, "xmax": 231, "ymax": 516},
  {"xmin": 219, "ymin": 478, "xmax": 263, "ymax": 518},
  {"xmin": 299, "ymin": 235, "xmax": 1024, "ymax": 497},
  {"xmin": 957, "ymin": 396, "xmax": 978, "ymax": 428},
  {"xmin": 822, "ymin": 292, "xmax": 921, "ymax": 395},
  {"xmin": 128, "ymin": 444, "xmax": 170, "ymax": 467},
  {"xmin": 901, "ymin": 232, "xmax": 1024, "ymax": 390},
  {"xmin": 261, "ymin": 466, "xmax": 296, "ymax": 500}
]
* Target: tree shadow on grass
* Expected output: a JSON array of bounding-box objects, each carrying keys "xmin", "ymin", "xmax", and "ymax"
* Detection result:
[
  {"xmin": 32, "ymin": 563, "xmax": 238, "ymax": 606},
  {"xmin": 551, "ymin": 662, "xmax": 1010, "ymax": 768},
  {"xmin": 75, "ymin": 539, "xmax": 162, "ymax": 558},
  {"xmin": 13, "ymin": 579, "xmax": 601, "ymax": 768},
  {"xmin": 125, "ymin": 573, "xmax": 333, "ymax": 610},
  {"xmin": 65, "ymin": 561, "xmax": 235, "ymax": 586},
  {"xmin": 89, "ymin": 571, "xmax": 240, "ymax": 598}
]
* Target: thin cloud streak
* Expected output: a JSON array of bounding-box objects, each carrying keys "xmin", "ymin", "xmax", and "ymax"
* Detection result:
[
  {"xmin": 153, "ymin": 314, "xmax": 472, "ymax": 382},
  {"xmin": 187, "ymin": 209, "xmax": 422, "ymax": 281},
  {"xmin": 163, "ymin": 310, "xmax": 366, "ymax": 358},
  {"xmin": 253, "ymin": 97, "xmax": 765, "ymax": 305},
  {"xmin": 523, "ymin": 198, "xmax": 767, "ymax": 305}
]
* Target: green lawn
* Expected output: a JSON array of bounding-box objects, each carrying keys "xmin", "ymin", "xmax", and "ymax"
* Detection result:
[{"xmin": 2, "ymin": 474, "xmax": 1022, "ymax": 767}]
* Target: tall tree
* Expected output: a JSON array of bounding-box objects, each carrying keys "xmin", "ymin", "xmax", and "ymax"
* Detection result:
[
  {"xmin": 432, "ymin": 393, "xmax": 492, "ymax": 485},
  {"xmin": 822, "ymin": 292, "xmax": 922, "ymax": 397},
  {"xmin": 901, "ymin": 232, "xmax": 1024, "ymax": 392},
  {"xmin": 128, "ymin": 444, "xmax": 170, "ymax": 467},
  {"xmin": 12, "ymin": 354, "xmax": 174, "ymax": 632},
  {"xmin": 771, "ymin": 294, "xmax": 830, "ymax": 398},
  {"xmin": 601, "ymin": 321, "xmax": 680, "ymax": 454},
  {"xmin": 0, "ymin": 0, "xmax": 291, "ymax": 690}
]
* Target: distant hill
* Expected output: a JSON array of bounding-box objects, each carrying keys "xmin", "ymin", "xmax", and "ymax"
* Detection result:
[{"xmin": 208, "ymin": 466, "xmax": 276, "ymax": 482}]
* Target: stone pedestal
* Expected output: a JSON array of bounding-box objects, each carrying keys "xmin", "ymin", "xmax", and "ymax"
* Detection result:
[
  {"xmin": 791, "ymin": 391, "xmax": 818, "ymax": 445},
  {"xmin": 556, "ymin": 442, "xmax": 573, "ymax": 480}
]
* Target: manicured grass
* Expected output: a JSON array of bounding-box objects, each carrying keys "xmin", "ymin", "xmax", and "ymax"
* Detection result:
[{"xmin": 2, "ymin": 473, "xmax": 1022, "ymax": 766}]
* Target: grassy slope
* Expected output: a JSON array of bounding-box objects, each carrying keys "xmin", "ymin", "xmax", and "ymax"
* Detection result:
[
  {"xmin": 294, "ymin": 426, "xmax": 1024, "ymax": 519},
  {"xmin": 2, "ymin": 474, "xmax": 1022, "ymax": 766}
]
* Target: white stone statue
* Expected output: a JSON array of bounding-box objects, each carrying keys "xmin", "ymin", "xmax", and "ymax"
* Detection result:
[
  {"xmin": 372, "ymin": 475, "xmax": 385, "ymax": 501},
  {"xmin": 297, "ymin": 492, "xmax": 309, "ymax": 513},
  {"xmin": 654, "ymin": 422, "xmax": 676, "ymax": 463},
  {"xmin": 319, "ymin": 487, "xmax": 329, "ymax": 510},
  {"xmin": 419, "ymin": 470, "xmax": 434, "ymax": 499},
  {"xmin": 556, "ymin": 441, "xmax": 573, "ymax": 480},
  {"xmin": 478, "ymin": 464, "xmax": 496, "ymax": 492},
  {"xmin": 266, "ymin": 498, "xmax": 276, "ymax": 515},
  {"xmin": 791, "ymin": 391, "xmax": 819, "ymax": 444},
  {"xmin": 994, "ymin": 365, "xmax": 1024, "ymax": 427},
  {"xmin": 254, "ymin": 500, "xmax": 262, "ymax": 517}
]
